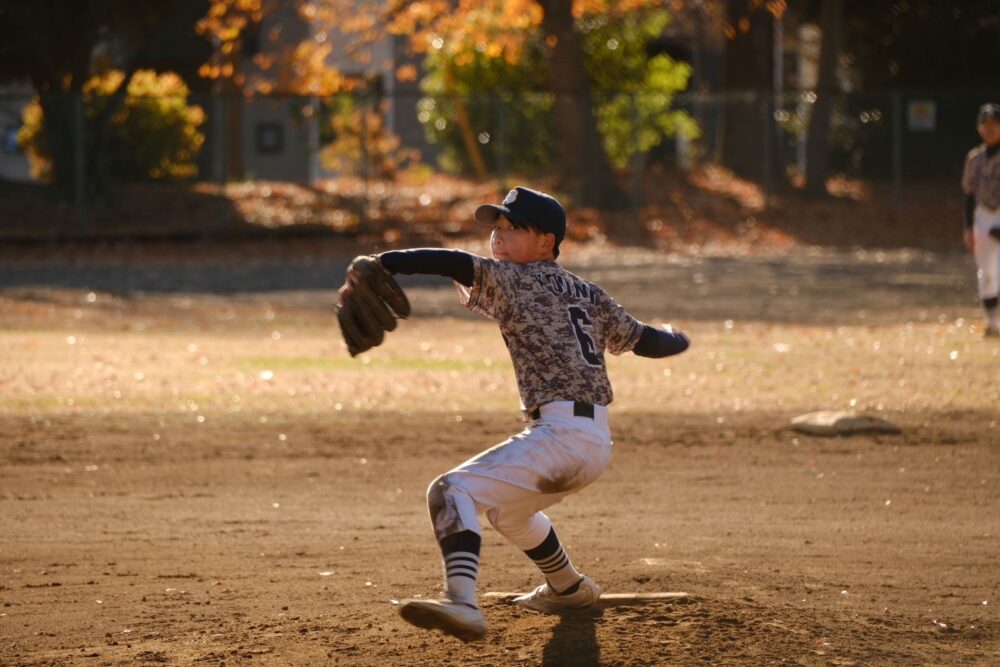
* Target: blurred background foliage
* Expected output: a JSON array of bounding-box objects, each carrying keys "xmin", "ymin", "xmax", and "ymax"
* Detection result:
[
  {"xmin": 0, "ymin": 0, "xmax": 997, "ymax": 241},
  {"xmin": 417, "ymin": 7, "xmax": 696, "ymax": 174},
  {"xmin": 319, "ymin": 96, "xmax": 419, "ymax": 179},
  {"xmin": 19, "ymin": 70, "xmax": 205, "ymax": 184}
]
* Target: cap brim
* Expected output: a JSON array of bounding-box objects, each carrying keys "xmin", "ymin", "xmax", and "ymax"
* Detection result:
[
  {"xmin": 474, "ymin": 204, "xmax": 507, "ymax": 223},
  {"xmin": 475, "ymin": 204, "xmax": 536, "ymax": 229}
]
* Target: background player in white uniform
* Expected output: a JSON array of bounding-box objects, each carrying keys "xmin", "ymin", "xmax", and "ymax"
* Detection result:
[
  {"xmin": 358, "ymin": 187, "xmax": 690, "ymax": 641},
  {"xmin": 962, "ymin": 103, "xmax": 1000, "ymax": 337}
]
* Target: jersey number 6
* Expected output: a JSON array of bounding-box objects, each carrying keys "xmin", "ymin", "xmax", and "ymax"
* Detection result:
[{"xmin": 568, "ymin": 306, "xmax": 601, "ymax": 366}]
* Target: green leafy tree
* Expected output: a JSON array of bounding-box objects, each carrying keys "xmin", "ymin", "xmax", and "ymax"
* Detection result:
[
  {"xmin": 198, "ymin": 0, "xmax": 687, "ymax": 206},
  {"xmin": 580, "ymin": 10, "xmax": 697, "ymax": 168},
  {"xmin": 417, "ymin": 40, "xmax": 554, "ymax": 175},
  {"xmin": 418, "ymin": 8, "xmax": 694, "ymax": 176}
]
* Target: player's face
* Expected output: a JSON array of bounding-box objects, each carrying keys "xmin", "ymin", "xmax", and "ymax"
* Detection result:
[
  {"xmin": 490, "ymin": 216, "xmax": 553, "ymax": 263},
  {"xmin": 979, "ymin": 118, "xmax": 1000, "ymax": 146}
]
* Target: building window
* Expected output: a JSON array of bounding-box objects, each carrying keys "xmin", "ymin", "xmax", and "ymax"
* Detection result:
[{"xmin": 256, "ymin": 122, "xmax": 284, "ymax": 155}]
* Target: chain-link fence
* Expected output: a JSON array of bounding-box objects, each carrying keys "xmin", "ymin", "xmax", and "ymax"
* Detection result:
[{"xmin": 0, "ymin": 87, "xmax": 992, "ymax": 238}]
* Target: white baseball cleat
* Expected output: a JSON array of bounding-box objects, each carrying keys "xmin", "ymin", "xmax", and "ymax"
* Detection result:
[
  {"xmin": 513, "ymin": 575, "xmax": 602, "ymax": 613},
  {"xmin": 399, "ymin": 598, "xmax": 486, "ymax": 642}
]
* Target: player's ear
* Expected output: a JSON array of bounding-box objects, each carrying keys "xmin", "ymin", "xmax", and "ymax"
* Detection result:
[{"xmin": 539, "ymin": 231, "xmax": 555, "ymax": 254}]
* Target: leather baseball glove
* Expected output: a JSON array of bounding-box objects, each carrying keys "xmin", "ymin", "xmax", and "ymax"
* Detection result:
[{"xmin": 336, "ymin": 255, "xmax": 411, "ymax": 357}]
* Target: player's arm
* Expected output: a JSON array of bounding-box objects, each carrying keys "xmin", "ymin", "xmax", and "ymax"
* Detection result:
[
  {"xmin": 377, "ymin": 249, "xmax": 476, "ymax": 287},
  {"xmin": 632, "ymin": 324, "xmax": 690, "ymax": 358},
  {"xmin": 962, "ymin": 151, "xmax": 978, "ymax": 252},
  {"xmin": 599, "ymin": 289, "xmax": 689, "ymax": 359}
]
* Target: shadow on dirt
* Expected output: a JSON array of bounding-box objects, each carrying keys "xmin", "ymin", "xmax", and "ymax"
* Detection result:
[
  {"xmin": 0, "ymin": 237, "xmax": 978, "ymax": 325},
  {"xmin": 0, "ymin": 179, "xmax": 258, "ymax": 242},
  {"xmin": 543, "ymin": 609, "xmax": 603, "ymax": 667}
]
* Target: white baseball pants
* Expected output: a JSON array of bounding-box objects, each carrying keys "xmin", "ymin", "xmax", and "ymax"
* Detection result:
[
  {"xmin": 426, "ymin": 401, "xmax": 612, "ymax": 551},
  {"xmin": 973, "ymin": 205, "xmax": 1000, "ymax": 300}
]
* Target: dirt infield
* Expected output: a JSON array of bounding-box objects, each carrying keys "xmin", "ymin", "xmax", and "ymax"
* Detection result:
[{"xmin": 1, "ymin": 245, "xmax": 998, "ymax": 665}]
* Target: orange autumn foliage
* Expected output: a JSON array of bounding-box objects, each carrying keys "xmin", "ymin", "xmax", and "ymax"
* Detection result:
[{"xmin": 197, "ymin": 0, "xmax": 672, "ymax": 96}]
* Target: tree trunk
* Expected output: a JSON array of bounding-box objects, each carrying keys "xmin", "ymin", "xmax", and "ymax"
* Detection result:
[
  {"xmin": 538, "ymin": 0, "xmax": 626, "ymax": 207},
  {"xmin": 721, "ymin": 0, "xmax": 773, "ymax": 181},
  {"xmin": 88, "ymin": 66, "xmax": 142, "ymax": 200},
  {"xmin": 28, "ymin": 0, "xmax": 101, "ymax": 202},
  {"xmin": 442, "ymin": 57, "xmax": 488, "ymax": 180},
  {"xmin": 36, "ymin": 91, "xmax": 78, "ymax": 200},
  {"xmin": 804, "ymin": 0, "xmax": 842, "ymax": 197}
]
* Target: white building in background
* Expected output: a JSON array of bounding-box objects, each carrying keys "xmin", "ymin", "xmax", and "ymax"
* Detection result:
[{"xmin": 217, "ymin": 3, "xmax": 426, "ymax": 185}]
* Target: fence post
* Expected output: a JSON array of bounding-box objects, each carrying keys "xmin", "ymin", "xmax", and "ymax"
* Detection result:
[
  {"xmin": 892, "ymin": 91, "xmax": 903, "ymax": 206},
  {"xmin": 72, "ymin": 92, "xmax": 87, "ymax": 234},
  {"xmin": 212, "ymin": 92, "xmax": 228, "ymax": 233},
  {"xmin": 763, "ymin": 91, "xmax": 774, "ymax": 202},
  {"xmin": 497, "ymin": 95, "xmax": 507, "ymax": 192},
  {"xmin": 212, "ymin": 92, "xmax": 225, "ymax": 185},
  {"xmin": 691, "ymin": 90, "xmax": 704, "ymax": 167},
  {"xmin": 630, "ymin": 92, "xmax": 641, "ymax": 226},
  {"xmin": 359, "ymin": 92, "xmax": 369, "ymax": 229},
  {"xmin": 307, "ymin": 96, "xmax": 319, "ymax": 185}
]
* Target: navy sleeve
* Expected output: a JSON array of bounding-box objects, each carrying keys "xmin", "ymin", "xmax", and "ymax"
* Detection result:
[
  {"xmin": 633, "ymin": 324, "xmax": 690, "ymax": 358},
  {"xmin": 965, "ymin": 193, "xmax": 976, "ymax": 229},
  {"xmin": 377, "ymin": 249, "xmax": 475, "ymax": 287}
]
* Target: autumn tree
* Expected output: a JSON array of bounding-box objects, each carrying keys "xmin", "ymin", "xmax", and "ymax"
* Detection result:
[
  {"xmin": 538, "ymin": 0, "xmax": 624, "ymax": 205},
  {"xmin": 199, "ymin": 0, "xmax": 682, "ymax": 206}
]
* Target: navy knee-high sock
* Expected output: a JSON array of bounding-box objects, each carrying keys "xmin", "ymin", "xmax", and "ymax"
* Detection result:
[
  {"xmin": 523, "ymin": 527, "xmax": 583, "ymax": 594},
  {"xmin": 439, "ymin": 530, "xmax": 481, "ymax": 605}
]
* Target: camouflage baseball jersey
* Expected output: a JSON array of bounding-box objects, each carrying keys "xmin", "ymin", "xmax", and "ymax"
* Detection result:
[
  {"xmin": 458, "ymin": 256, "xmax": 644, "ymax": 412},
  {"xmin": 962, "ymin": 145, "xmax": 1000, "ymax": 209}
]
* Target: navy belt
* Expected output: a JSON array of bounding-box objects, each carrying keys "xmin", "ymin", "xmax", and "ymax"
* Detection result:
[{"xmin": 529, "ymin": 401, "xmax": 595, "ymax": 421}]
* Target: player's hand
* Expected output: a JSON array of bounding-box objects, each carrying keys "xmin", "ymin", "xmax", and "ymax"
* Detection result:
[{"xmin": 963, "ymin": 228, "xmax": 975, "ymax": 253}]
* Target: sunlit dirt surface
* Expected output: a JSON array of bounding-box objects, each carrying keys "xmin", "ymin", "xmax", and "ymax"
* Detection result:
[{"xmin": 1, "ymin": 245, "xmax": 998, "ymax": 665}]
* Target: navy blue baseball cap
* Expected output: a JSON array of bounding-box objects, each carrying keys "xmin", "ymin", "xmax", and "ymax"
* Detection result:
[
  {"xmin": 475, "ymin": 186, "xmax": 567, "ymax": 254},
  {"xmin": 978, "ymin": 103, "xmax": 1000, "ymax": 123}
]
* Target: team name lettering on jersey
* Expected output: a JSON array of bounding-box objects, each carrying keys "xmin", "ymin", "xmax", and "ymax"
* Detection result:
[{"xmin": 531, "ymin": 272, "xmax": 599, "ymax": 305}]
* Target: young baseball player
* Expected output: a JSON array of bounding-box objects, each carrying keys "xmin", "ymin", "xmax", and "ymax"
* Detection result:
[
  {"xmin": 962, "ymin": 102, "xmax": 1000, "ymax": 337},
  {"xmin": 342, "ymin": 186, "xmax": 690, "ymax": 641}
]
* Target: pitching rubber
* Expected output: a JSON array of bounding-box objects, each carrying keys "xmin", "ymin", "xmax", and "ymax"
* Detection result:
[{"xmin": 483, "ymin": 591, "xmax": 694, "ymax": 607}]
